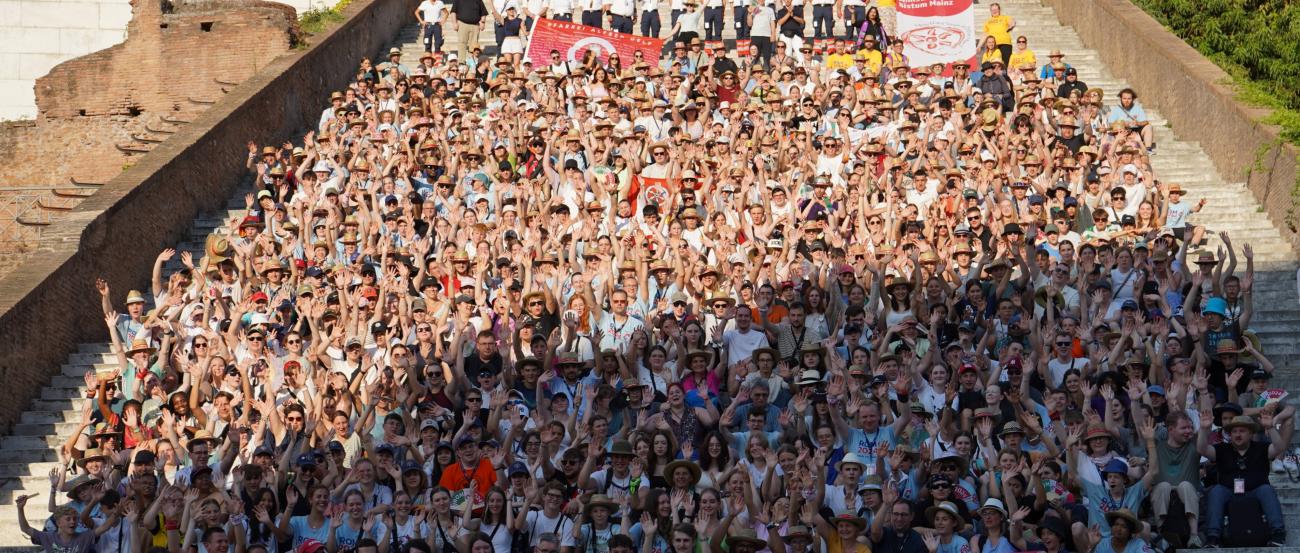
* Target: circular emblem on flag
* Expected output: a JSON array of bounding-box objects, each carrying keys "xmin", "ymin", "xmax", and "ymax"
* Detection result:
[
  {"xmin": 568, "ymin": 37, "xmax": 617, "ymax": 62},
  {"xmin": 642, "ymin": 182, "xmax": 671, "ymax": 207},
  {"xmin": 900, "ymin": 24, "xmax": 968, "ymax": 57}
]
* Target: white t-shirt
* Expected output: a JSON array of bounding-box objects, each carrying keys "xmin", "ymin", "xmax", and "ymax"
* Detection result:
[
  {"xmin": 598, "ymin": 313, "xmax": 645, "ymax": 350},
  {"xmin": 549, "ymin": 0, "xmax": 574, "ymax": 14},
  {"xmin": 417, "ymin": 0, "xmax": 446, "ymax": 23},
  {"xmin": 751, "ymin": 7, "xmax": 776, "ymax": 38},
  {"xmin": 524, "ymin": 511, "xmax": 576, "ymax": 547},
  {"xmin": 724, "ymin": 328, "xmax": 770, "ymax": 367},
  {"xmin": 1047, "ymin": 356, "xmax": 1088, "ymax": 388}
]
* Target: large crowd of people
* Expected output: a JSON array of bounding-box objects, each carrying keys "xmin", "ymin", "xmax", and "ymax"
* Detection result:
[{"xmin": 14, "ymin": 3, "xmax": 1300, "ymax": 553}]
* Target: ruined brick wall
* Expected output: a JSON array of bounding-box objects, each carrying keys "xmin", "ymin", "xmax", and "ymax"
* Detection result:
[
  {"xmin": 0, "ymin": 118, "xmax": 143, "ymax": 186},
  {"xmin": 0, "ymin": 0, "xmax": 418, "ymax": 434},
  {"xmin": 0, "ymin": 0, "xmax": 298, "ymax": 264},
  {"xmin": 35, "ymin": 0, "xmax": 299, "ymax": 119}
]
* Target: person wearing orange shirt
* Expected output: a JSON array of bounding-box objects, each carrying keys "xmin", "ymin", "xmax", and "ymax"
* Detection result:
[{"xmin": 438, "ymin": 436, "xmax": 498, "ymax": 513}]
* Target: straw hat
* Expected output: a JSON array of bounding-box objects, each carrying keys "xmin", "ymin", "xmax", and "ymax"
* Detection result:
[{"xmin": 663, "ymin": 459, "xmax": 702, "ymax": 485}]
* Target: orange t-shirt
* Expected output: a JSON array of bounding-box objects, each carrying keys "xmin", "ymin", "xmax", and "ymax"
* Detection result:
[
  {"xmin": 438, "ymin": 458, "xmax": 498, "ymax": 511},
  {"xmin": 751, "ymin": 305, "xmax": 788, "ymax": 325}
]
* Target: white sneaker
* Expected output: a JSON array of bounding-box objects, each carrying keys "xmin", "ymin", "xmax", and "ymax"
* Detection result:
[
  {"xmin": 1284, "ymin": 453, "xmax": 1299, "ymax": 473},
  {"xmin": 1187, "ymin": 535, "xmax": 1204, "ymax": 549},
  {"xmin": 1274, "ymin": 459, "xmax": 1286, "ymax": 473}
]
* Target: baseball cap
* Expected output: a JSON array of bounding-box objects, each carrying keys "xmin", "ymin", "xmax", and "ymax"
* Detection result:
[{"xmin": 509, "ymin": 461, "xmax": 530, "ymax": 476}]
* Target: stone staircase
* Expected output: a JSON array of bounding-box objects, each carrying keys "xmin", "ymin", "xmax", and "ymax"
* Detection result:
[
  {"xmin": 0, "ymin": 184, "xmax": 254, "ymax": 546},
  {"xmin": 1, "ymin": 0, "xmax": 1299, "ymax": 549}
]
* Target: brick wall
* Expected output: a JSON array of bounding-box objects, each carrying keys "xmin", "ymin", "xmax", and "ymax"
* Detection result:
[
  {"xmin": 0, "ymin": 0, "xmax": 418, "ymax": 434},
  {"xmin": 35, "ymin": 0, "xmax": 298, "ymax": 118},
  {"xmin": 0, "ymin": 117, "xmax": 141, "ymax": 186}
]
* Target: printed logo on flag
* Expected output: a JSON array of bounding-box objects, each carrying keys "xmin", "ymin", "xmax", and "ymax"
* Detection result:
[{"xmin": 895, "ymin": 0, "xmax": 976, "ymax": 74}]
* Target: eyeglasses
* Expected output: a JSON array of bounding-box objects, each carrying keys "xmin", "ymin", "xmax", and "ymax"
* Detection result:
[
  {"xmin": 286, "ymin": 339, "xmax": 301, "ymax": 344},
  {"xmin": 417, "ymin": 326, "xmax": 432, "ymax": 332},
  {"xmin": 286, "ymin": 416, "xmax": 304, "ymax": 422},
  {"xmin": 931, "ymin": 483, "xmax": 952, "ymax": 490},
  {"xmin": 528, "ymin": 301, "xmax": 543, "ymax": 306},
  {"xmin": 194, "ymin": 342, "xmax": 208, "ymax": 348},
  {"xmin": 249, "ymin": 337, "xmax": 264, "ymax": 342},
  {"xmin": 466, "ymin": 397, "xmax": 482, "ymax": 402},
  {"xmin": 1055, "ymin": 341, "xmax": 1072, "ymax": 347}
]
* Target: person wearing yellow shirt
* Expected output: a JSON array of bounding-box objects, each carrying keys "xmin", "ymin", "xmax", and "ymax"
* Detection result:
[
  {"xmin": 978, "ymin": 35, "xmax": 1001, "ymax": 67},
  {"xmin": 814, "ymin": 512, "xmax": 873, "ymax": 553},
  {"xmin": 1007, "ymin": 35, "xmax": 1036, "ymax": 75},
  {"xmin": 855, "ymin": 42, "xmax": 884, "ymax": 76},
  {"xmin": 981, "ymin": 2, "xmax": 1015, "ymax": 64},
  {"xmin": 826, "ymin": 42, "xmax": 854, "ymax": 71}
]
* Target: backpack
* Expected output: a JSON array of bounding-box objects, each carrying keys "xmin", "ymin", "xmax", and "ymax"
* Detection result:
[
  {"xmin": 1223, "ymin": 495, "xmax": 1269, "ymax": 548},
  {"xmin": 1158, "ymin": 495, "xmax": 1191, "ymax": 549}
]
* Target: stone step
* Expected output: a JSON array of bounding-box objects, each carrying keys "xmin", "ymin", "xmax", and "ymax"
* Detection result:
[
  {"xmin": 0, "ymin": 462, "xmax": 62, "ymax": 481},
  {"xmin": 0, "ymin": 448, "xmax": 59, "ymax": 465},
  {"xmin": 18, "ymin": 409, "xmax": 81, "ymax": 425},
  {"xmin": 10, "ymin": 421, "xmax": 83, "ymax": 439},
  {"xmin": 0, "ymin": 435, "xmax": 64, "ymax": 452}
]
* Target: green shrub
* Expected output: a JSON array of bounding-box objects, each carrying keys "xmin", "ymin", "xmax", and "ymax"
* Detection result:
[{"xmin": 1132, "ymin": 0, "xmax": 1300, "ymax": 142}]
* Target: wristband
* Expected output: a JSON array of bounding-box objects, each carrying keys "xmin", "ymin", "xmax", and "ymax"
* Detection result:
[{"xmin": 165, "ymin": 520, "xmax": 180, "ymax": 531}]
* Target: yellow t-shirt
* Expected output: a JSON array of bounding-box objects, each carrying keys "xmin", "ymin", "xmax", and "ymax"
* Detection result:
[
  {"xmin": 827, "ymin": 53, "xmax": 854, "ymax": 71},
  {"xmin": 877, "ymin": 0, "xmax": 895, "ymax": 7},
  {"xmin": 1008, "ymin": 49, "xmax": 1037, "ymax": 70},
  {"xmin": 827, "ymin": 534, "xmax": 873, "ymax": 553},
  {"xmin": 856, "ymin": 49, "xmax": 884, "ymax": 74},
  {"xmin": 980, "ymin": 49, "xmax": 1001, "ymax": 66},
  {"xmin": 983, "ymin": 14, "xmax": 1013, "ymax": 45}
]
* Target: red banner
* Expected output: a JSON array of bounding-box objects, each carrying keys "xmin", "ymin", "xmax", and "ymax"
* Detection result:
[{"xmin": 526, "ymin": 19, "xmax": 665, "ymax": 69}]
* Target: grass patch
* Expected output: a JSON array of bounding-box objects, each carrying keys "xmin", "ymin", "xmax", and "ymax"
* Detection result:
[{"xmin": 298, "ymin": 0, "xmax": 353, "ymax": 46}]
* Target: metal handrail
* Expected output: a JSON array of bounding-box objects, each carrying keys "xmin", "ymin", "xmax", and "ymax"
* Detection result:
[
  {"xmin": 0, "ymin": 185, "xmax": 101, "ymax": 192},
  {"xmin": 0, "ymin": 184, "xmax": 99, "ymax": 251}
]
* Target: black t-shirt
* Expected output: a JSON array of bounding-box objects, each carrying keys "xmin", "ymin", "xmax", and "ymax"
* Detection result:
[
  {"xmin": 464, "ymin": 351, "xmax": 504, "ymax": 381},
  {"xmin": 1214, "ymin": 440, "xmax": 1270, "ymax": 491},
  {"xmin": 1053, "ymin": 133, "xmax": 1085, "ymax": 154},
  {"xmin": 777, "ymin": 5, "xmax": 804, "ymax": 37},
  {"xmin": 521, "ymin": 310, "xmax": 560, "ymax": 339},
  {"xmin": 1056, "ymin": 80, "xmax": 1088, "ymax": 101},
  {"xmin": 1206, "ymin": 358, "xmax": 1254, "ymax": 400},
  {"xmin": 875, "ymin": 527, "xmax": 927, "ymax": 553},
  {"xmin": 957, "ymin": 389, "xmax": 986, "ymax": 414}
]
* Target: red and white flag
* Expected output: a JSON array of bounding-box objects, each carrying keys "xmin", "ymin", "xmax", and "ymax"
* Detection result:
[
  {"xmin": 526, "ymin": 19, "xmax": 666, "ymax": 69},
  {"xmin": 896, "ymin": 0, "xmax": 976, "ymax": 74}
]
